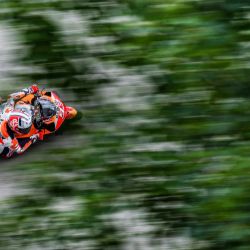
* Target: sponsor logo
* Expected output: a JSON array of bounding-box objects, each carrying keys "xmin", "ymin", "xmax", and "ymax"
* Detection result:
[
  {"xmin": 9, "ymin": 118, "xmax": 18, "ymax": 129},
  {"xmin": 54, "ymin": 99, "xmax": 64, "ymax": 118}
]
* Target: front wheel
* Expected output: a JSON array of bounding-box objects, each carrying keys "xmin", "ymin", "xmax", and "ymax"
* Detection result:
[{"xmin": 65, "ymin": 106, "xmax": 78, "ymax": 120}]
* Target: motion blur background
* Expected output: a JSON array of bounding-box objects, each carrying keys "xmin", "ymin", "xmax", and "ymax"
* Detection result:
[{"xmin": 1, "ymin": 0, "xmax": 250, "ymax": 249}]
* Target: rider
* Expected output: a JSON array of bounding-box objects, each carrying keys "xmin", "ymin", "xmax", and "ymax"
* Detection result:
[{"xmin": 1, "ymin": 84, "xmax": 77, "ymax": 157}]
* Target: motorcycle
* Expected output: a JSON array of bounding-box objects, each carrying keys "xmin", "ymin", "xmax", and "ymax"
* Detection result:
[
  {"xmin": 15, "ymin": 90, "xmax": 78, "ymax": 139},
  {"xmin": 0, "ymin": 89, "xmax": 78, "ymax": 157}
]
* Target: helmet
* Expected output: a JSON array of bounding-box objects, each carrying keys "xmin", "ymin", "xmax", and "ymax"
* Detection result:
[
  {"xmin": 8, "ymin": 110, "xmax": 32, "ymax": 135},
  {"xmin": 38, "ymin": 97, "xmax": 56, "ymax": 122},
  {"xmin": 15, "ymin": 101, "xmax": 33, "ymax": 116}
]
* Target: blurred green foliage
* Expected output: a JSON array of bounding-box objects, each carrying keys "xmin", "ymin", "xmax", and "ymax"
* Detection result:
[{"xmin": 1, "ymin": 0, "xmax": 250, "ymax": 249}]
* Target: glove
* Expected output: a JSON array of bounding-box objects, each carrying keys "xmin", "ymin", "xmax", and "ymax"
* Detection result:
[
  {"xmin": 28, "ymin": 84, "xmax": 39, "ymax": 94},
  {"xmin": 10, "ymin": 138, "xmax": 23, "ymax": 154},
  {"xmin": 2, "ymin": 137, "xmax": 12, "ymax": 147},
  {"xmin": 30, "ymin": 134, "xmax": 39, "ymax": 143}
]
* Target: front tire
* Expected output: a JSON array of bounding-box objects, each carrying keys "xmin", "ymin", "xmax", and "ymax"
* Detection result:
[{"xmin": 65, "ymin": 106, "xmax": 77, "ymax": 120}]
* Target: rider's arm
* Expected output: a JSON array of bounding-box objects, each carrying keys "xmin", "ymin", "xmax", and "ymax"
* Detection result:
[{"xmin": 8, "ymin": 85, "xmax": 39, "ymax": 101}]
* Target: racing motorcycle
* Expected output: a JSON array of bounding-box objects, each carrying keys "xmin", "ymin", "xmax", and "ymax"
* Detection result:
[
  {"xmin": 15, "ymin": 90, "xmax": 78, "ymax": 139},
  {"xmin": 0, "ymin": 89, "xmax": 78, "ymax": 157}
]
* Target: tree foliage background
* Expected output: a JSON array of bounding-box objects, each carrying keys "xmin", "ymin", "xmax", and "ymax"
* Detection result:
[{"xmin": 0, "ymin": 0, "xmax": 250, "ymax": 249}]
